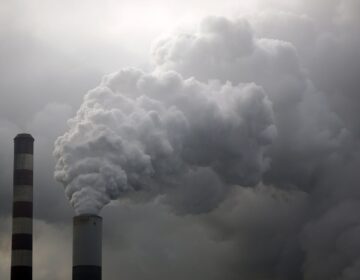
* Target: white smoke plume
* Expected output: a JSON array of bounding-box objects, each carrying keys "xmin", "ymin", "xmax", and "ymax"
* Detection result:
[
  {"xmin": 151, "ymin": 16, "xmax": 350, "ymax": 191},
  {"xmin": 54, "ymin": 69, "xmax": 276, "ymax": 214},
  {"xmin": 52, "ymin": 7, "xmax": 360, "ymax": 278}
]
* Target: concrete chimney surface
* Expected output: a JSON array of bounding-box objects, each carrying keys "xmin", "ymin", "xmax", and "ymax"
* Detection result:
[
  {"xmin": 73, "ymin": 214, "xmax": 102, "ymax": 280},
  {"xmin": 73, "ymin": 215, "xmax": 102, "ymax": 266}
]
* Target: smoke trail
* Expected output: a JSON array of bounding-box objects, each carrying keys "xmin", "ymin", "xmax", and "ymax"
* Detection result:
[{"xmin": 54, "ymin": 69, "xmax": 276, "ymax": 214}]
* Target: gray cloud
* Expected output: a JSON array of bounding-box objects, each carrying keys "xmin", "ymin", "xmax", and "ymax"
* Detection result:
[{"xmin": 1, "ymin": 0, "xmax": 360, "ymax": 279}]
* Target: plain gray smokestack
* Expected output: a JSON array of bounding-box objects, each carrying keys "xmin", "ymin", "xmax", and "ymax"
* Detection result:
[
  {"xmin": 73, "ymin": 214, "xmax": 102, "ymax": 280},
  {"xmin": 11, "ymin": 133, "xmax": 34, "ymax": 280}
]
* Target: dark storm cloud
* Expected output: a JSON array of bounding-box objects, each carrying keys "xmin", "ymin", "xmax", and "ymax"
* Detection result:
[{"xmin": 1, "ymin": 0, "xmax": 360, "ymax": 280}]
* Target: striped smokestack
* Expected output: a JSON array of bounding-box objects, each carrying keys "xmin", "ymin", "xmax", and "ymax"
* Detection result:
[
  {"xmin": 11, "ymin": 133, "xmax": 34, "ymax": 280},
  {"xmin": 73, "ymin": 214, "xmax": 102, "ymax": 280}
]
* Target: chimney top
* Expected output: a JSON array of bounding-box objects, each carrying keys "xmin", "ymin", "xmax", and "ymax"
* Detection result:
[{"xmin": 14, "ymin": 133, "xmax": 34, "ymax": 141}]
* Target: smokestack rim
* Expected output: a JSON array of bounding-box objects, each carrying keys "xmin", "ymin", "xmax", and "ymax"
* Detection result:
[
  {"xmin": 73, "ymin": 214, "xmax": 103, "ymax": 225},
  {"xmin": 14, "ymin": 133, "xmax": 34, "ymax": 141},
  {"xmin": 73, "ymin": 214, "xmax": 102, "ymax": 220}
]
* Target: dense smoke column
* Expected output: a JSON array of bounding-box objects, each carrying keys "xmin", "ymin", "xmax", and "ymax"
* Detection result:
[
  {"xmin": 11, "ymin": 133, "xmax": 34, "ymax": 280},
  {"xmin": 73, "ymin": 215, "xmax": 102, "ymax": 280}
]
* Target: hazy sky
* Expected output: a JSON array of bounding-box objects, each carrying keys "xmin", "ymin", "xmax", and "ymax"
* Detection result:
[{"xmin": 1, "ymin": 0, "xmax": 360, "ymax": 279}]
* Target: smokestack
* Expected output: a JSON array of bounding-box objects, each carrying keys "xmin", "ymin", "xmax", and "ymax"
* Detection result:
[
  {"xmin": 11, "ymin": 133, "xmax": 34, "ymax": 280},
  {"xmin": 73, "ymin": 214, "xmax": 102, "ymax": 280}
]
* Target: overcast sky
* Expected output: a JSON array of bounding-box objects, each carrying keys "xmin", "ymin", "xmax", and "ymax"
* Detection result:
[{"xmin": 1, "ymin": 0, "xmax": 360, "ymax": 279}]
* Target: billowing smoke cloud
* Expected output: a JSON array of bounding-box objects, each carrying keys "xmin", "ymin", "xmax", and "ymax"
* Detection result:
[
  {"xmin": 52, "ymin": 1, "xmax": 360, "ymax": 279},
  {"xmin": 54, "ymin": 69, "xmax": 276, "ymax": 214},
  {"xmin": 151, "ymin": 15, "xmax": 350, "ymax": 191}
]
